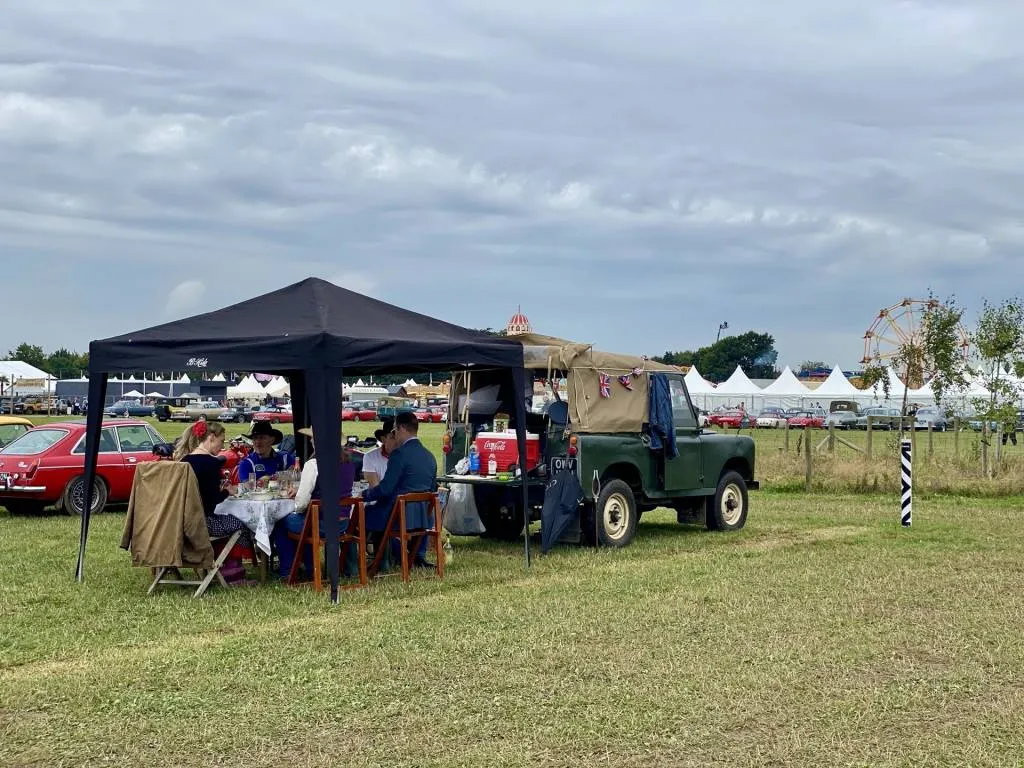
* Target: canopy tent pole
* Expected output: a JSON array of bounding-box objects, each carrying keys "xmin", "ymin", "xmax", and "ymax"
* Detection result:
[
  {"xmin": 511, "ymin": 367, "xmax": 531, "ymax": 567},
  {"xmin": 289, "ymin": 372, "xmax": 310, "ymax": 463},
  {"xmin": 305, "ymin": 367, "xmax": 344, "ymax": 602},
  {"xmin": 75, "ymin": 371, "xmax": 108, "ymax": 582}
]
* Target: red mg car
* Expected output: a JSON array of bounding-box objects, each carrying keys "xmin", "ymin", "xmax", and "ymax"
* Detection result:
[
  {"xmin": 787, "ymin": 410, "xmax": 826, "ymax": 429},
  {"xmin": 0, "ymin": 419, "xmax": 165, "ymax": 515},
  {"xmin": 708, "ymin": 409, "xmax": 750, "ymax": 429}
]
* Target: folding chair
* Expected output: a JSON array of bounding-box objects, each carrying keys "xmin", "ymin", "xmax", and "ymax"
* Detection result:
[
  {"xmin": 368, "ymin": 492, "xmax": 444, "ymax": 582},
  {"xmin": 286, "ymin": 497, "xmax": 368, "ymax": 591},
  {"xmin": 149, "ymin": 529, "xmax": 243, "ymax": 598},
  {"xmin": 121, "ymin": 461, "xmax": 245, "ymax": 598}
]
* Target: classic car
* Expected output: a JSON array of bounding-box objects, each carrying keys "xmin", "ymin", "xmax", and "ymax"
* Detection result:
[
  {"xmin": 0, "ymin": 416, "xmax": 33, "ymax": 448},
  {"xmin": 824, "ymin": 400, "xmax": 860, "ymax": 430},
  {"xmin": 855, "ymin": 407, "xmax": 903, "ymax": 430},
  {"xmin": 15, "ymin": 396, "xmax": 58, "ymax": 415},
  {"xmin": 218, "ymin": 405, "xmax": 258, "ymax": 423},
  {"xmin": 787, "ymin": 409, "xmax": 826, "ymax": 428},
  {"xmin": 0, "ymin": 419, "xmax": 165, "ymax": 515},
  {"xmin": 708, "ymin": 409, "xmax": 751, "ymax": 429},
  {"xmin": 104, "ymin": 400, "xmax": 156, "ymax": 418},
  {"xmin": 342, "ymin": 406, "xmax": 359, "ymax": 421},
  {"xmin": 913, "ymin": 406, "xmax": 950, "ymax": 431},
  {"xmin": 354, "ymin": 406, "xmax": 378, "ymax": 422},
  {"xmin": 154, "ymin": 395, "xmax": 200, "ymax": 422},
  {"xmin": 182, "ymin": 400, "xmax": 225, "ymax": 421},
  {"xmin": 251, "ymin": 405, "xmax": 293, "ymax": 424},
  {"xmin": 414, "ymin": 407, "xmax": 445, "ymax": 423},
  {"xmin": 754, "ymin": 408, "xmax": 789, "ymax": 428}
]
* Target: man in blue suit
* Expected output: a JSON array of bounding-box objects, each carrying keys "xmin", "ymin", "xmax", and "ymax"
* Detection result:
[{"xmin": 362, "ymin": 410, "xmax": 438, "ymax": 568}]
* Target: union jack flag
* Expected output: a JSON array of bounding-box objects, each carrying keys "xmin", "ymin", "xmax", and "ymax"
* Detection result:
[
  {"xmin": 618, "ymin": 374, "xmax": 633, "ymax": 390},
  {"xmin": 599, "ymin": 372, "xmax": 612, "ymax": 398}
]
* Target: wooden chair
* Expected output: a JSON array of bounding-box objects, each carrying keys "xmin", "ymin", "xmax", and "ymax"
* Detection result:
[
  {"xmin": 368, "ymin": 492, "xmax": 444, "ymax": 583},
  {"xmin": 286, "ymin": 497, "xmax": 368, "ymax": 591}
]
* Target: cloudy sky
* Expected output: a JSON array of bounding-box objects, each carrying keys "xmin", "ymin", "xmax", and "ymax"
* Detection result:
[{"xmin": 2, "ymin": 0, "xmax": 1022, "ymax": 370}]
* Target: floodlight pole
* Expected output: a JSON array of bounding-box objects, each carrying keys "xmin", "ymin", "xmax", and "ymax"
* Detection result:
[{"xmin": 716, "ymin": 321, "xmax": 729, "ymax": 343}]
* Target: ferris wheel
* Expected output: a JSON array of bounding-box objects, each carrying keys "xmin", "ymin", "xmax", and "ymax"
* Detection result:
[{"xmin": 861, "ymin": 298, "xmax": 970, "ymax": 388}]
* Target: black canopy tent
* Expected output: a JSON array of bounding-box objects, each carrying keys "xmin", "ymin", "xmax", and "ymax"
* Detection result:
[{"xmin": 75, "ymin": 278, "xmax": 531, "ymax": 600}]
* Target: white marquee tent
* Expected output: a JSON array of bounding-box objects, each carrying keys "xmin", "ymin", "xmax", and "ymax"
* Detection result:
[
  {"xmin": 758, "ymin": 366, "xmax": 810, "ymax": 409},
  {"xmin": 707, "ymin": 366, "xmax": 763, "ymax": 409},
  {"xmin": 227, "ymin": 374, "xmax": 266, "ymax": 400},
  {"xmin": 808, "ymin": 364, "xmax": 863, "ymax": 405}
]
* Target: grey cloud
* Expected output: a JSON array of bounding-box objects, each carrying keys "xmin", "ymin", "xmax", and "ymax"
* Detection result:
[{"xmin": 1, "ymin": 0, "xmax": 1023, "ymax": 366}]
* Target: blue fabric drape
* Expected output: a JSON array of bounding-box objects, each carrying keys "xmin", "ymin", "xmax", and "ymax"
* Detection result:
[{"xmin": 648, "ymin": 373, "xmax": 678, "ymax": 459}]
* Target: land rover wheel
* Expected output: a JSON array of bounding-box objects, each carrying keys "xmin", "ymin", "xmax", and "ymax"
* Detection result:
[
  {"xmin": 706, "ymin": 471, "xmax": 748, "ymax": 531},
  {"xmin": 62, "ymin": 475, "xmax": 108, "ymax": 517},
  {"xmin": 593, "ymin": 479, "xmax": 637, "ymax": 548}
]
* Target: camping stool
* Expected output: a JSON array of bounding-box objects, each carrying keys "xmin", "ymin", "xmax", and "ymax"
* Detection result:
[
  {"xmin": 287, "ymin": 498, "xmax": 368, "ymax": 591},
  {"xmin": 368, "ymin": 492, "xmax": 444, "ymax": 583}
]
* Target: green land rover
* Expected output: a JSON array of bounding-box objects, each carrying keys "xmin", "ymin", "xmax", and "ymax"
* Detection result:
[{"xmin": 442, "ymin": 333, "xmax": 758, "ymax": 548}]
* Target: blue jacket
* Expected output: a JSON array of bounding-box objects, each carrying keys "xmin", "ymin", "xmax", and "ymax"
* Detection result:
[
  {"xmin": 362, "ymin": 437, "xmax": 437, "ymax": 531},
  {"xmin": 648, "ymin": 373, "xmax": 679, "ymax": 459}
]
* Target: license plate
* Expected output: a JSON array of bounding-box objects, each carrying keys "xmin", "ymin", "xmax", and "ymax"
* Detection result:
[{"xmin": 549, "ymin": 456, "xmax": 578, "ymax": 474}]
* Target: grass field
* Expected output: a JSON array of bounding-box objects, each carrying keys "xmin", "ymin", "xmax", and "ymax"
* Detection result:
[{"xmin": 3, "ymin": 490, "xmax": 1024, "ymax": 766}]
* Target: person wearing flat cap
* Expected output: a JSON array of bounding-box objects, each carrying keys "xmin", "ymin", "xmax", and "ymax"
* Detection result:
[
  {"xmin": 238, "ymin": 421, "xmax": 285, "ymax": 484},
  {"xmin": 272, "ymin": 425, "xmax": 357, "ymax": 579}
]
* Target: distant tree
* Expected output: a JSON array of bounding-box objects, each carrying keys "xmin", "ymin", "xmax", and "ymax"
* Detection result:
[
  {"xmin": 653, "ymin": 332, "xmax": 777, "ymax": 381},
  {"xmin": 799, "ymin": 360, "xmax": 827, "ymax": 373},
  {"xmin": 6, "ymin": 343, "xmax": 46, "ymax": 370},
  {"xmin": 46, "ymin": 347, "xmax": 88, "ymax": 378},
  {"xmin": 971, "ymin": 298, "xmax": 1024, "ymax": 473}
]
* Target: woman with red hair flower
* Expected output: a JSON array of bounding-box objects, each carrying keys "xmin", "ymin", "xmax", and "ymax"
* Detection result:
[{"xmin": 175, "ymin": 419, "xmax": 251, "ymax": 582}]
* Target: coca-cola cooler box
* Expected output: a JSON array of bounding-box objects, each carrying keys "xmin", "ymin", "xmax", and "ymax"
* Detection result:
[{"xmin": 474, "ymin": 431, "xmax": 540, "ymax": 475}]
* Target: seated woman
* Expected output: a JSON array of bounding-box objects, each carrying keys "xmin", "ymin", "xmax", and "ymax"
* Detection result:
[
  {"xmin": 272, "ymin": 426, "xmax": 356, "ymax": 580},
  {"xmin": 174, "ymin": 420, "xmax": 251, "ymax": 584}
]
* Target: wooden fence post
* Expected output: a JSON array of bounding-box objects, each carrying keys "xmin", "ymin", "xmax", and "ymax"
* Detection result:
[
  {"xmin": 953, "ymin": 418, "xmax": 960, "ymax": 459},
  {"xmin": 828, "ymin": 424, "xmax": 835, "ymax": 453},
  {"xmin": 996, "ymin": 425, "xmax": 1003, "ymax": 465},
  {"xmin": 982, "ymin": 423, "xmax": 990, "ymax": 478},
  {"xmin": 866, "ymin": 416, "xmax": 873, "ymax": 460},
  {"xmin": 804, "ymin": 425, "xmax": 812, "ymax": 490},
  {"xmin": 927, "ymin": 423, "xmax": 933, "ymax": 460},
  {"xmin": 784, "ymin": 420, "xmax": 790, "ymax": 452}
]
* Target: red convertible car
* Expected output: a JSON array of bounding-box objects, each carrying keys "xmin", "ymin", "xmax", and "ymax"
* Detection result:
[
  {"xmin": 787, "ymin": 410, "xmax": 826, "ymax": 428},
  {"xmin": 708, "ymin": 409, "xmax": 750, "ymax": 429},
  {"xmin": 0, "ymin": 419, "xmax": 165, "ymax": 515},
  {"xmin": 250, "ymin": 406, "xmax": 293, "ymax": 424},
  {"xmin": 414, "ymin": 407, "xmax": 445, "ymax": 423}
]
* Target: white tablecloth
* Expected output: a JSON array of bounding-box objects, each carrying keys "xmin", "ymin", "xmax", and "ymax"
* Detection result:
[{"xmin": 214, "ymin": 497, "xmax": 296, "ymax": 555}]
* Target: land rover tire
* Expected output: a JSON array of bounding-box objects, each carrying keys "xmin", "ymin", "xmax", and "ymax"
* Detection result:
[
  {"xmin": 706, "ymin": 471, "xmax": 748, "ymax": 532},
  {"xmin": 62, "ymin": 475, "xmax": 108, "ymax": 517},
  {"xmin": 592, "ymin": 479, "xmax": 637, "ymax": 548}
]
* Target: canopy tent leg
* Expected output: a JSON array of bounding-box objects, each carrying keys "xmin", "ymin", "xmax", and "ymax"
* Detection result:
[
  {"xmin": 75, "ymin": 373, "xmax": 108, "ymax": 582},
  {"xmin": 305, "ymin": 367, "xmax": 344, "ymax": 602},
  {"xmin": 511, "ymin": 367, "xmax": 531, "ymax": 568},
  {"xmin": 289, "ymin": 371, "xmax": 309, "ymax": 463}
]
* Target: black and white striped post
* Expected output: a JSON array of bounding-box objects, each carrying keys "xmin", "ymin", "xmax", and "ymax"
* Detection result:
[{"xmin": 900, "ymin": 438, "xmax": 912, "ymax": 527}]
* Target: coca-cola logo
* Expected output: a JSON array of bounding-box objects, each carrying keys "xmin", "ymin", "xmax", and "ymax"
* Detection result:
[{"xmin": 482, "ymin": 440, "xmax": 507, "ymax": 451}]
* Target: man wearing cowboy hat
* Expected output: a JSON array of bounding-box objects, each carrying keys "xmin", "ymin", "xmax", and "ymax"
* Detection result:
[{"xmin": 238, "ymin": 420, "xmax": 286, "ymax": 484}]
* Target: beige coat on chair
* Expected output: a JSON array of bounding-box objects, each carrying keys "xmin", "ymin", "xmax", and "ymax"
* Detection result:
[{"xmin": 120, "ymin": 461, "xmax": 215, "ymax": 569}]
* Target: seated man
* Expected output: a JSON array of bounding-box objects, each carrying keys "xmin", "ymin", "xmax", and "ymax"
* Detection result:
[
  {"xmin": 361, "ymin": 411, "xmax": 437, "ymax": 568},
  {"xmin": 237, "ymin": 421, "xmax": 286, "ymax": 483}
]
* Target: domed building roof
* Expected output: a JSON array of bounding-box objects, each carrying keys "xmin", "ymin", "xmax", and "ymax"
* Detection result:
[{"xmin": 505, "ymin": 306, "xmax": 533, "ymax": 336}]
